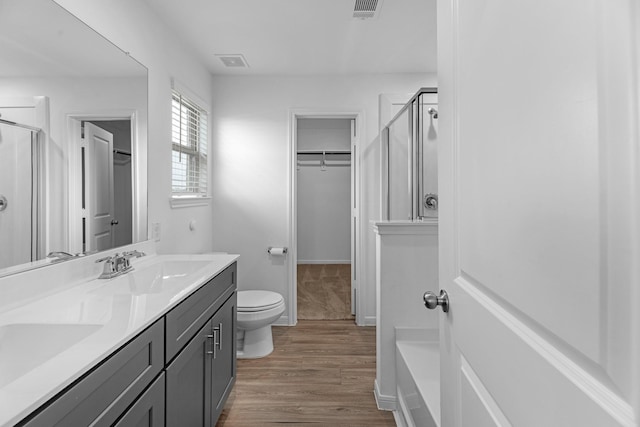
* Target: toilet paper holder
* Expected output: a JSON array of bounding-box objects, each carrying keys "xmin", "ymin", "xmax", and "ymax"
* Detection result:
[{"xmin": 267, "ymin": 247, "xmax": 288, "ymax": 255}]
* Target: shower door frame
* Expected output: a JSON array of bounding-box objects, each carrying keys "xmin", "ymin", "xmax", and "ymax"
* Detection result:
[{"xmin": 0, "ymin": 96, "xmax": 49, "ymax": 266}]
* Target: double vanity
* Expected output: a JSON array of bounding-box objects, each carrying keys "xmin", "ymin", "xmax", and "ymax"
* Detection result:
[{"xmin": 0, "ymin": 246, "xmax": 238, "ymax": 427}]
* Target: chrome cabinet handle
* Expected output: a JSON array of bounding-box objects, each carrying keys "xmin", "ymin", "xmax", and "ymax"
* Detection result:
[
  {"xmin": 217, "ymin": 323, "xmax": 223, "ymax": 351},
  {"xmin": 206, "ymin": 334, "xmax": 215, "ymax": 355},
  {"xmin": 212, "ymin": 324, "xmax": 222, "ymax": 358},
  {"xmin": 423, "ymin": 290, "xmax": 449, "ymax": 313}
]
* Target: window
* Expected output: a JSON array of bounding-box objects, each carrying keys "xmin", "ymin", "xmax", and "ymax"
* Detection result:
[{"xmin": 171, "ymin": 90, "xmax": 208, "ymax": 201}]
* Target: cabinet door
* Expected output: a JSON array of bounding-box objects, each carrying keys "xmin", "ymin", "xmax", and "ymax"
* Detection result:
[
  {"xmin": 211, "ymin": 293, "xmax": 236, "ymax": 422},
  {"xmin": 114, "ymin": 373, "xmax": 165, "ymax": 427},
  {"xmin": 22, "ymin": 321, "xmax": 164, "ymax": 427},
  {"xmin": 165, "ymin": 320, "xmax": 212, "ymax": 427}
]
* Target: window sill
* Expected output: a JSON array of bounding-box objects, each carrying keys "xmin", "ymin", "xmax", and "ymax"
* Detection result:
[{"xmin": 170, "ymin": 196, "xmax": 211, "ymax": 209}]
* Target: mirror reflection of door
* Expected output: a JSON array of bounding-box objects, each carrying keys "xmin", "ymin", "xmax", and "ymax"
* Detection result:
[
  {"xmin": 83, "ymin": 122, "xmax": 114, "ymax": 252},
  {"xmin": 82, "ymin": 120, "xmax": 133, "ymax": 253}
]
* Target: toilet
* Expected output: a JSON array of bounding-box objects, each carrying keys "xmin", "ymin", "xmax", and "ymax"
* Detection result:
[{"xmin": 236, "ymin": 290, "xmax": 285, "ymax": 359}]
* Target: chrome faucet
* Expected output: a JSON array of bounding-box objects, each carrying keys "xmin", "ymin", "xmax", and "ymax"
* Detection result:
[{"xmin": 96, "ymin": 250, "xmax": 146, "ymax": 279}]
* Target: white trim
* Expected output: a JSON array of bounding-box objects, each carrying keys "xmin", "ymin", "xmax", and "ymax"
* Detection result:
[
  {"xmin": 169, "ymin": 196, "xmax": 211, "ymax": 208},
  {"xmin": 170, "ymin": 78, "xmax": 211, "ymax": 113},
  {"xmin": 288, "ymin": 109, "xmax": 365, "ymax": 327},
  {"xmin": 374, "ymin": 379, "xmax": 397, "ymax": 411},
  {"xmin": 296, "ymin": 260, "xmax": 351, "ymax": 264},
  {"xmin": 373, "ymin": 220, "xmax": 438, "ymax": 235},
  {"xmin": 363, "ymin": 315, "xmax": 377, "ymax": 326},
  {"xmin": 272, "ymin": 315, "xmax": 292, "ymax": 327}
]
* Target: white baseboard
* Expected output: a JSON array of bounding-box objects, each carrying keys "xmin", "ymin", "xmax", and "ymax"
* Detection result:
[
  {"xmin": 273, "ymin": 315, "xmax": 292, "ymax": 326},
  {"xmin": 374, "ymin": 379, "xmax": 397, "ymax": 411},
  {"xmin": 363, "ymin": 315, "xmax": 377, "ymax": 326},
  {"xmin": 296, "ymin": 260, "xmax": 351, "ymax": 264}
]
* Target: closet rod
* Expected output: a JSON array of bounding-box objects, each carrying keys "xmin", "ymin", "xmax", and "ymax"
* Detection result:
[{"xmin": 296, "ymin": 150, "xmax": 351, "ymax": 155}]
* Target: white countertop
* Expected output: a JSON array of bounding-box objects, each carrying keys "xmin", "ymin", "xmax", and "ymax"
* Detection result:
[{"xmin": 0, "ymin": 252, "xmax": 239, "ymax": 427}]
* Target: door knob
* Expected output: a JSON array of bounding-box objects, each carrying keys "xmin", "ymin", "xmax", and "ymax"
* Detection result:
[
  {"xmin": 111, "ymin": 219, "xmax": 119, "ymax": 225},
  {"xmin": 423, "ymin": 290, "xmax": 449, "ymax": 313}
]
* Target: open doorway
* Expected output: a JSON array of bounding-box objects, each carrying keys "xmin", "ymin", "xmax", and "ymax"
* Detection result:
[
  {"xmin": 297, "ymin": 118, "xmax": 352, "ymax": 320},
  {"xmin": 289, "ymin": 112, "xmax": 362, "ymax": 325}
]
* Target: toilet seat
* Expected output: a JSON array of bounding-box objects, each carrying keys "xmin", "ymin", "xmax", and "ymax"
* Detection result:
[{"xmin": 238, "ymin": 290, "xmax": 284, "ymax": 312}]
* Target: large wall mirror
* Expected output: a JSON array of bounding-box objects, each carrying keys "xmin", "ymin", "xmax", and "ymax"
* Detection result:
[{"xmin": 0, "ymin": 0, "xmax": 148, "ymax": 277}]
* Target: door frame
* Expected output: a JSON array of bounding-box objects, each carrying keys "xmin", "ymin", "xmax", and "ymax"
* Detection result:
[
  {"xmin": 67, "ymin": 111, "xmax": 140, "ymax": 254},
  {"xmin": 287, "ymin": 109, "xmax": 364, "ymax": 326}
]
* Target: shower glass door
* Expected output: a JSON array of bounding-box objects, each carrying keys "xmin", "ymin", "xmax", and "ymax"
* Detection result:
[
  {"xmin": 0, "ymin": 122, "xmax": 40, "ymax": 269},
  {"xmin": 386, "ymin": 106, "xmax": 412, "ymax": 220},
  {"xmin": 418, "ymin": 92, "xmax": 438, "ymax": 219},
  {"xmin": 382, "ymin": 88, "xmax": 438, "ymax": 221}
]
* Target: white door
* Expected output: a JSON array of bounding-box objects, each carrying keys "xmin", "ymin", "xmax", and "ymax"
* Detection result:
[
  {"xmin": 83, "ymin": 122, "xmax": 115, "ymax": 252},
  {"xmin": 437, "ymin": 1, "xmax": 639, "ymax": 426}
]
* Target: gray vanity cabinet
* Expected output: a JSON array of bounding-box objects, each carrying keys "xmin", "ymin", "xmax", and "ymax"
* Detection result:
[
  {"xmin": 165, "ymin": 317, "xmax": 213, "ymax": 427},
  {"xmin": 113, "ymin": 373, "xmax": 166, "ymax": 427},
  {"xmin": 210, "ymin": 293, "xmax": 236, "ymax": 422},
  {"xmin": 165, "ymin": 291, "xmax": 237, "ymax": 427},
  {"xmin": 17, "ymin": 262, "xmax": 237, "ymax": 427}
]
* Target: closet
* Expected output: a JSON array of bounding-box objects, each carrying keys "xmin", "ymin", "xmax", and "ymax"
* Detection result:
[{"xmin": 296, "ymin": 118, "xmax": 353, "ymax": 320}]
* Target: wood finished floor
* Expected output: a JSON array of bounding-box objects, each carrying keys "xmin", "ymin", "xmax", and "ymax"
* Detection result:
[
  {"xmin": 216, "ymin": 320, "xmax": 395, "ymax": 427},
  {"xmin": 297, "ymin": 264, "xmax": 353, "ymax": 321}
]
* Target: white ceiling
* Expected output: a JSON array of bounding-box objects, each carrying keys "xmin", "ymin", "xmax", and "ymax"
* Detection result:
[{"xmin": 144, "ymin": 0, "xmax": 437, "ymax": 75}]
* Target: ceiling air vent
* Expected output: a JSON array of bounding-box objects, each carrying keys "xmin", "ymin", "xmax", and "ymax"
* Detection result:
[
  {"xmin": 353, "ymin": 0, "xmax": 383, "ymax": 19},
  {"xmin": 216, "ymin": 54, "xmax": 249, "ymax": 68}
]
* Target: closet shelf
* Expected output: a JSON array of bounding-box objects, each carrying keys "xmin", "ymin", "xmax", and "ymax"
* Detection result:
[{"xmin": 296, "ymin": 150, "xmax": 351, "ymax": 169}]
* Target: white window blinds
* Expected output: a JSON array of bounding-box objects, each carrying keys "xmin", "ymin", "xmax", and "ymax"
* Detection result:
[{"xmin": 171, "ymin": 90, "xmax": 208, "ymax": 196}]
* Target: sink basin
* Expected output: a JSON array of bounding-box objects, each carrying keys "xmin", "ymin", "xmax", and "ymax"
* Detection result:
[{"xmin": 0, "ymin": 323, "xmax": 102, "ymax": 387}]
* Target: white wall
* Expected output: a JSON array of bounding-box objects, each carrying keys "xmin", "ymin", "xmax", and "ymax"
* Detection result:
[
  {"xmin": 54, "ymin": 0, "xmax": 215, "ymax": 255},
  {"xmin": 211, "ymin": 74, "xmax": 436, "ymax": 324},
  {"xmin": 297, "ymin": 118, "xmax": 351, "ymax": 263}
]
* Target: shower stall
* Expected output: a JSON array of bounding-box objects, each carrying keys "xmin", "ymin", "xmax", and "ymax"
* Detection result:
[
  {"xmin": 382, "ymin": 87, "xmax": 438, "ymax": 221},
  {"xmin": 0, "ymin": 116, "xmax": 43, "ymax": 269}
]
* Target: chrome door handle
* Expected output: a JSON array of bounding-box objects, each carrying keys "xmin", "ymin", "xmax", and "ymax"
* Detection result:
[
  {"xmin": 423, "ymin": 290, "xmax": 449, "ymax": 313},
  {"xmin": 111, "ymin": 219, "xmax": 119, "ymax": 225}
]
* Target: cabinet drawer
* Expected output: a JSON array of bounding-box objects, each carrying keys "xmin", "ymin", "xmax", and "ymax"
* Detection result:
[
  {"xmin": 114, "ymin": 372, "xmax": 165, "ymax": 427},
  {"xmin": 165, "ymin": 263, "xmax": 236, "ymax": 362},
  {"xmin": 21, "ymin": 320, "xmax": 164, "ymax": 427}
]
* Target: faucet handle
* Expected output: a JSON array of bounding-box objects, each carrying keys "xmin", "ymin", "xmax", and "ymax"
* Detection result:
[
  {"xmin": 122, "ymin": 250, "xmax": 146, "ymax": 259},
  {"xmin": 96, "ymin": 254, "xmax": 115, "ymax": 263}
]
